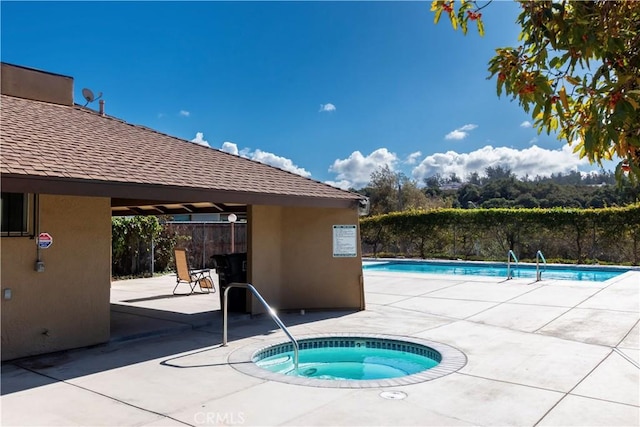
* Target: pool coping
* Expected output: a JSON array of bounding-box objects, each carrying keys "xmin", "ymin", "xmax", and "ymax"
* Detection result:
[
  {"xmin": 362, "ymin": 257, "xmax": 637, "ymax": 283},
  {"xmin": 363, "ymin": 257, "xmax": 640, "ymax": 272},
  {"xmin": 227, "ymin": 333, "xmax": 467, "ymax": 388}
]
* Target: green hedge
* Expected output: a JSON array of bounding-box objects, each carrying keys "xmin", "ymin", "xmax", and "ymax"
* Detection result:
[
  {"xmin": 360, "ymin": 205, "xmax": 640, "ymax": 265},
  {"xmin": 112, "ymin": 216, "xmax": 185, "ymax": 277}
]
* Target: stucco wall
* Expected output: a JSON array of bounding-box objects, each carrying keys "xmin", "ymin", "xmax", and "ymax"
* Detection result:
[
  {"xmin": 248, "ymin": 206, "xmax": 283, "ymax": 309},
  {"xmin": 1, "ymin": 195, "xmax": 111, "ymax": 361},
  {"xmin": 248, "ymin": 205, "xmax": 364, "ymax": 313}
]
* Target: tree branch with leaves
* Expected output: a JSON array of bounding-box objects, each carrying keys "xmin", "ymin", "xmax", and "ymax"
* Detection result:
[{"xmin": 431, "ymin": 0, "xmax": 640, "ymax": 182}]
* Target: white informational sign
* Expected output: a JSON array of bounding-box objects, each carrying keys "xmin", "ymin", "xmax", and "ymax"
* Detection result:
[{"xmin": 333, "ymin": 225, "xmax": 357, "ymax": 258}]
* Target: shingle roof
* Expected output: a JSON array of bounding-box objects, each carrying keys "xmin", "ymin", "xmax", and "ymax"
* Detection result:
[{"xmin": 1, "ymin": 94, "xmax": 361, "ymax": 208}]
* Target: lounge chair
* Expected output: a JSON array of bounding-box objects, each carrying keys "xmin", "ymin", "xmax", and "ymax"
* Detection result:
[{"xmin": 173, "ymin": 248, "xmax": 216, "ymax": 295}]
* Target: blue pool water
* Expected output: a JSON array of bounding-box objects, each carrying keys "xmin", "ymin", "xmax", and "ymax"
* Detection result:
[
  {"xmin": 256, "ymin": 347, "xmax": 439, "ymax": 380},
  {"xmin": 363, "ymin": 260, "xmax": 630, "ymax": 282}
]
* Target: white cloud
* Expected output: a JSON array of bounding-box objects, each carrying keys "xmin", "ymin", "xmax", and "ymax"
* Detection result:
[
  {"xmin": 218, "ymin": 141, "xmax": 311, "ymax": 177},
  {"xmin": 179, "ymin": 110, "xmax": 190, "ymax": 117},
  {"xmin": 319, "ymin": 103, "xmax": 336, "ymax": 113},
  {"xmin": 406, "ymin": 151, "xmax": 422, "ymax": 165},
  {"xmin": 220, "ymin": 141, "xmax": 239, "ymax": 155},
  {"xmin": 445, "ymin": 124, "xmax": 478, "ymax": 140},
  {"xmin": 191, "ymin": 132, "xmax": 209, "ymax": 146},
  {"xmin": 445, "ymin": 130, "xmax": 467, "ymax": 140},
  {"xmin": 328, "ymin": 148, "xmax": 398, "ymax": 189},
  {"xmin": 251, "ymin": 149, "xmax": 312, "ymax": 177},
  {"xmin": 324, "ymin": 179, "xmax": 353, "ymax": 190},
  {"xmin": 520, "ymin": 120, "xmax": 532, "ymax": 128},
  {"xmin": 411, "ymin": 144, "xmax": 591, "ymax": 182}
]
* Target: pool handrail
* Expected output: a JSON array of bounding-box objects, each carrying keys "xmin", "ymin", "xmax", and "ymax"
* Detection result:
[
  {"xmin": 535, "ymin": 250, "xmax": 547, "ymax": 281},
  {"xmin": 507, "ymin": 250, "xmax": 519, "ymax": 279},
  {"xmin": 222, "ymin": 282, "xmax": 299, "ymax": 372}
]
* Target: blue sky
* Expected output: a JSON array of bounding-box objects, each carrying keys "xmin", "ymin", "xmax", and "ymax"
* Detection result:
[{"xmin": 1, "ymin": 1, "xmax": 613, "ymax": 189}]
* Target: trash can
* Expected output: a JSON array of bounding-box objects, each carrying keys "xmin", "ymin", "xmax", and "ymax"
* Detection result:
[{"xmin": 212, "ymin": 253, "xmax": 248, "ymax": 313}]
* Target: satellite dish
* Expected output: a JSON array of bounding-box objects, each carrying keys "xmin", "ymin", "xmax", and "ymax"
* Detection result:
[
  {"xmin": 81, "ymin": 88, "xmax": 103, "ymax": 107},
  {"xmin": 82, "ymin": 88, "xmax": 94, "ymax": 105}
]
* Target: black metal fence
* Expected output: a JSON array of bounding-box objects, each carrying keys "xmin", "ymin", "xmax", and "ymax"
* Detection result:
[{"xmin": 164, "ymin": 221, "xmax": 248, "ymax": 270}]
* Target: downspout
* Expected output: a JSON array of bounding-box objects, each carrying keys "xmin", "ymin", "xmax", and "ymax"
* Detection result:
[{"xmin": 34, "ymin": 194, "xmax": 43, "ymax": 272}]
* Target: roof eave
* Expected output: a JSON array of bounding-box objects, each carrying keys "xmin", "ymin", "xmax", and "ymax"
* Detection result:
[{"xmin": 1, "ymin": 174, "xmax": 360, "ymax": 210}]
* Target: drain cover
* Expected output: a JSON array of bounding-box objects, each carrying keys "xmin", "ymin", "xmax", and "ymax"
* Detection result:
[{"xmin": 379, "ymin": 391, "xmax": 407, "ymax": 400}]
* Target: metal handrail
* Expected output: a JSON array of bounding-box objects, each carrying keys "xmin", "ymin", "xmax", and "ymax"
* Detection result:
[
  {"xmin": 222, "ymin": 283, "xmax": 299, "ymax": 372},
  {"xmin": 535, "ymin": 250, "xmax": 547, "ymax": 281},
  {"xmin": 507, "ymin": 250, "xmax": 519, "ymax": 280}
]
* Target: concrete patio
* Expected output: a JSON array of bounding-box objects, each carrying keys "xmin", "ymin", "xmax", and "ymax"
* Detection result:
[{"xmin": 2, "ymin": 269, "xmax": 639, "ymax": 426}]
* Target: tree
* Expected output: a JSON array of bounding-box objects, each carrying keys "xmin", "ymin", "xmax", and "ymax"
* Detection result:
[
  {"xmin": 467, "ymin": 171, "xmax": 482, "ymax": 185},
  {"xmin": 424, "ymin": 174, "xmax": 442, "ymax": 189},
  {"xmin": 362, "ymin": 165, "xmax": 399, "ymax": 214},
  {"xmin": 432, "ymin": 0, "xmax": 640, "ymax": 182},
  {"xmin": 361, "ymin": 166, "xmax": 432, "ymax": 214},
  {"xmin": 424, "ymin": 175, "xmax": 442, "ymax": 197},
  {"xmin": 446, "ymin": 172, "xmax": 462, "ymax": 183},
  {"xmin": 458, "ymin": 183, "xmax": 481, "ymax": 207},
  {"xmin": 112, "ymin": 216, "xmax": 163, "ymax": 276},
  {"xmin": 399, "ymin": 175, "xmax": 433, "ymax": 210},
  {"xmin": 484, "ymin": 165, "xmax": 514, "ymax": 182},
  {"xmin": 514, "ymin": 193, "xmax": 540, "ymax": 208}
]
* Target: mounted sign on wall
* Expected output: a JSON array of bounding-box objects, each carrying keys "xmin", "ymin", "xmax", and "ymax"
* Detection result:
[
  {"xmin": 333, "ymin": 225, "xmax": 357, "ymax": 258},
  {"xmin": 37, "ymin": 232, "xmax": 53, "ymax": 249}
]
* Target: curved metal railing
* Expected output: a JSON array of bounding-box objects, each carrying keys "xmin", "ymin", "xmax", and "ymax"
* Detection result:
[
  {"xmin": 222, "ymin": 283, "xmax": 299, "ymax": 371},
  {"xmin": 507, "ymin": 250, "xmax": 519, "ymax": 280},
  {"xmin": 535, "ymin": 250, "xmax": 547, "ymax": 281}
]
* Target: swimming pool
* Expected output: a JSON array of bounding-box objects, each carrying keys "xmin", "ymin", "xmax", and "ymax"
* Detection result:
[{"xmin": 363, "ymin": 260, "xmax": 632, "ymax": 282}]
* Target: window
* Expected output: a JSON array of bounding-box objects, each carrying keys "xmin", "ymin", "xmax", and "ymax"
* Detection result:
[{"xmin": 1, "ymin": 193, "xmax": 34, "ymax": 236}]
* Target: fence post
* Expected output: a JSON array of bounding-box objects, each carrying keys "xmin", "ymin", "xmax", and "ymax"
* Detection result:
[
  {"xmin": 202, "ymin": 222, "xmax": 206, "ymax": 269},
  {"xmin": 151, "ymin": 236, "xmax": 155, "ymax": 275}
]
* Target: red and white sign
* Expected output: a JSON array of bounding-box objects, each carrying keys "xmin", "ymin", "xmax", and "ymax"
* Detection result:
[{"xmin": 37, "ymin": 232, "xmax": 53, "ymax": 249}]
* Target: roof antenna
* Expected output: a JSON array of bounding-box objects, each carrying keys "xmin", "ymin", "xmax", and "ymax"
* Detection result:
[{"xmin": 82, "ymin": 88, "xmax": 103, "ymax": 107}]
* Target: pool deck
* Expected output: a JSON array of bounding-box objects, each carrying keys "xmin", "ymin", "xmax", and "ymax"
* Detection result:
[{"xmin": 2, "ymin": 270, "xmax": 639, "ymax": 426}]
